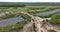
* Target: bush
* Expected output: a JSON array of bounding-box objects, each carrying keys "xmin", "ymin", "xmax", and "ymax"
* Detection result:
[
  {"xmin": 48, "ymin": 29, "xmax": 57, "ymax": 32},
  {"xmin": 50, "ymin": 14, "xmax": 60, "ymax": 24}
]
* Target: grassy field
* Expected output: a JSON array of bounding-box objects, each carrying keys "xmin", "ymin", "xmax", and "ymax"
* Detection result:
[
  {"xmin": 25, "ymin": 6, "xmax": 60, "ymax": 15},
  {"xmin": 0, "ymin": 7, "xmax": 21, "ymax": 12},
  {"xmin": 0, "ymin": 6, "xmax": 60, "ymax": 14},
  {"xmin": 0, "ymin": 7, "xmax": 24, "ymax": 19},
  {"xmin": 0, "ymin": 7, "xmax": 31, "ymax": 32},
  {"xmin": 0, "ymin": 6, "xmax": 60, "ymax": 32}
]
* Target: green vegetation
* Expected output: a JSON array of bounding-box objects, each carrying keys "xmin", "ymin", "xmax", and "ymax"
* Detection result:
[
  {"xmin": 0, "ymin": 7, "xmax": 21, "ymax": 12},
  {"xmin": 50, "ymin": 14, "xmax": 60, "ymax": 24},
  {"xmin": 0, "ymin": 5, "xmax": 60, "ymax": 32},
  {"xmin": 0, "ymin": 7, "xmax": 23, "ymax": 19},
  {"xmin": 0, "ymin": 7, "xmax": 31, "ymax": 32},
  {"xmin": 0, "ymin": 6, "xmax": 60, "ymax": 16},
  {"xmin": 0, "ymin": 4, "xmax": 26, "ymax": 7},
  {"xmin": 48, "ymin": 29, "xmax": 56, "ymax": 32},
  {"xmin": 25, "ymin": 6, "xmax": 60, "ymax": 15}
]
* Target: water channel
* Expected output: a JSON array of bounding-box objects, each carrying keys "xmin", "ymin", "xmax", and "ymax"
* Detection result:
[
  {"xmin": 36, "ymin": 9, "xmax": 60, "ymax": 16},
  {"xmin": 0, "ymin": 16, "xmax": 24, "ymax": 27},
  {"xmin": 0, "ymin": 9, "xmax": 60, "ymax": 27}
]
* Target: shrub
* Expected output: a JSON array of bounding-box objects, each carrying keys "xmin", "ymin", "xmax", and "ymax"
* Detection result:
[
  {"xmin": 48, "ymin": 29, "xmax": 57, "ymax": 32},
  {"xmin": 50, "ymin": 14, "xmax": 60, "ymax": 24}
]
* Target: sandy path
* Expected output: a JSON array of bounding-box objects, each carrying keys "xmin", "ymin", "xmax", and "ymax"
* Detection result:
[{"xmin": 19, "ymin": 22, "xmax": 33, "ymax": 32}]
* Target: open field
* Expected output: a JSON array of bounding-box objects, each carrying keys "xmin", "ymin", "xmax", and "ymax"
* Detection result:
[
  {"xmin": 25, "ymin": 6, "xmax": 60, "ymax": 16},
  {"xmin": 0, "ymin": 3, "xmax": 60, "ymax": 32}
]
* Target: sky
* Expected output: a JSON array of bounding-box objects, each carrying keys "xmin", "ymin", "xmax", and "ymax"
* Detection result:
[{"xmin": 0, "ymin": 0, "xmax": 60, "ymax": 2}]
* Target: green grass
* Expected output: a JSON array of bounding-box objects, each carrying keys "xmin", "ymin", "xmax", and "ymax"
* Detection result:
[
  {"xmin": 25, "ymin": 6, "xmax": 60, "ymax": 15},
  {"xmin": 0, "ymin": 6, "xmax": 60, "ymax": 32},
  {"xmin": 0, "ymin": 7, "xmax": 23, "ymax": 19},
  {"xmin": 0, "ymin": 7, "xmax": 31, "ymax": 32},
  {"xmin": 0, "ymin": 6, "xmax": 60, "ymax": 16},
  {"xmin": 0, "ymin": 7, "xmax": 21, "ymax": 13}
]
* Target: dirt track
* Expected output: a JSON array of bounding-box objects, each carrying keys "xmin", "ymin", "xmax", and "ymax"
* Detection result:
[
  {"xmin": 20, "ymin": 11, "xmax": 60, "ymax": 32},
  {"xmin": 19, "ymin": 22, "xmax": 33, "ymax": 32}
]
